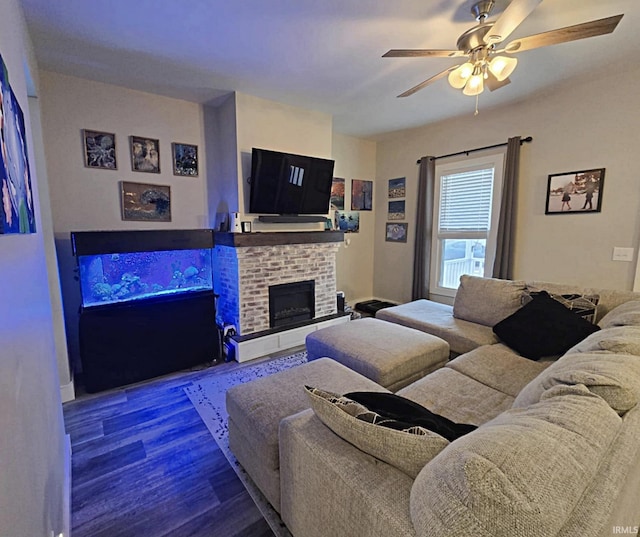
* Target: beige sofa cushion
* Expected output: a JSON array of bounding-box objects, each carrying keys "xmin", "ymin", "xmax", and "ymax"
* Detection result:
[
  {"xmin": 566, "ymin": 325, "xmax": 640, "ymax": 356},
  {"xmin": 513, "ymin": 351, "xmax": 640, "ymax": 414},
  {"xmin": 598, "ymin": 300, "xmax": 640, "ymax": 329},
  {"xmin": 305, "ymin": 386, "xmax": 449, "ymax": 478},
  {"xmin": 453, "ymin": 275, "xmax": 526, "ymax": 327},
  {"xmin": 410, "ymin": 385, "xmax": 622, "ymax": 537}
]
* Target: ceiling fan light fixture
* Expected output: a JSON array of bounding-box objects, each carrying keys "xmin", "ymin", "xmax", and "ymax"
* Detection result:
[
  {"xmin": 488, "ymin": 55, "xmax": 518, "ymax": 81},
  {"xmin": 463, "ymin": 70, "xmax": 484, "ymax": 96},
  {"xmin": 448, "ymin": 62, "xmax": 474, "ymax": 89}
]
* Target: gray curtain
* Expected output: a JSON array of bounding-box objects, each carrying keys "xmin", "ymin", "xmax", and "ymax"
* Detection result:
[
  {"xmin": 492, "ymin": 136, "xmax": 521, "ymax": 279},
  {"xmin": 412, "ymin": 156, "xmax": 435, "ymax": 300}
]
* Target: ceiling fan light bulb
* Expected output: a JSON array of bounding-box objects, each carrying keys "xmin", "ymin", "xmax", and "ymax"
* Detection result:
[
  {"xmin": 488, "ymin": 56, "xmax": 518, "ymax": 81},
  {"xmin": 463, "ymin": 74, "xmax": 484, "ymax": 96},
  {"xmin": 448, "ymin": 62, "xmax": 474, "ymax": 89}
]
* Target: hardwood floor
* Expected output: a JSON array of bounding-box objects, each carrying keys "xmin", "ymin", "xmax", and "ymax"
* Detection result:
[{"xmin": 63, "ymin": 360, "xmax": 275, "ymax": 537}]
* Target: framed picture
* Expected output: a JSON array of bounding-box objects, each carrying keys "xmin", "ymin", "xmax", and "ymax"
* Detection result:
[
  {"xmin": 388, "ymin": 200, "xmax": 405, "ymax": 220},
  {"xmin": 172, "ymin": 142, "xmax": 198, "ymax": 177},
  {"xmin": 0, "ymin": 54, "xmax": 36, "ymax": 234},
  {"xmin": 545, "ymin": 168, "xmax": 605, "ymax": 214},
  {"xmin": 83, "ymin": 129, "xmax": 117, "ymax": 169},
  {"xmin": 388, "ymin": 177, "xmax": 406, "ymax": 199},
  {"xmin": 330, "ymin": 177, "xmax": 345, "ymax": 210},
  {"xmin": 130, "ymin": 135, "xmax": 160, "ymax": 173},
  {"xmin": 335, "ymin": 210, "xmax": 360, "ymax": 233},
  {"xmin": 386, "ymin": 223, "xmax": 408, "ymax": 243},
  {"xmin": 351, "ymin": 179, "xmax": 373, "ymax": 211},
  {"xmin": 241, "ymin": 221, "xmax": 252, "ymax": 233},
  {"xmin": 120, "ymin": 181, "xmax": 171, "ymax": 222}
]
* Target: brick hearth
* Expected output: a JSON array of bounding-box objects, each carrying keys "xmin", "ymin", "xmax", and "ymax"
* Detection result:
[{"xmin": 214, "ymin": 232, "xmax": 343, "ymax": 335}]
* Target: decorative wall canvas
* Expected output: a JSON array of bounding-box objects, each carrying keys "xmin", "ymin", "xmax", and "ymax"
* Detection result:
[
  {"xmin": 0, "ymin": 54, "xmax": 36, "ymax": 234},
  {"xmin": 330, "ymin": 177, "xmax": 345, "ymax": 210},
  {"xmin": 335, "ymin": 210, "xmax": 359, "ymax": 233},
  {"xmin": 388, "ymin": 200, "xmax": 405, "ymax": 220},
  {"xmin": 351, "ymin": 179, "xmax": 373, "ymax": 211},
  {"xmin": 172, "ymin": 142, "xmax": 198, "ymax": 177},
  {"xmin": 121, "ymin": 181, "xmax": 171, "ymax": 222},
  {"xmin": 545, "ymin": 168, "xmax": 605, "ymax": 214},
  {"xmin": 386, "ymin": 223, "xmax": 408, "ymax": 243},
  {"xmin": 388, "ymin": 177, "xmax": 406, "ymax": 199},
  {"xmin": 130, "ymin": 135, "xmax": 160, "ymax": 173},
  {"xmin": 83, "ymin": 129, "xmax": 117, "ymax": 169}
]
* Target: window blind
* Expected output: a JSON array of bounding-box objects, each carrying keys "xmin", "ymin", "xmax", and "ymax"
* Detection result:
[{"xmin": 439, "ymin": 168, "xmax": 494, "ymax": 232}]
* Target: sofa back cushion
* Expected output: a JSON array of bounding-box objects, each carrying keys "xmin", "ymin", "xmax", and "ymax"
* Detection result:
[
  {"xmin": 513, "ymin": 349, "xmax": 640, "ymax": 414},
  {"xmin": 453, "ymin": 275, "xmax": 526, "ymax": 327},
  {"xmin": 566, "ymin": 325, "xmax": 640, "ymax": 356},
  {"xmin": 410, "ymin": 385, "xmax": 621, "ymax": 537},
  {"xmin": 598, "ymin": 300, "xmax": 640, "ymax": 329}
]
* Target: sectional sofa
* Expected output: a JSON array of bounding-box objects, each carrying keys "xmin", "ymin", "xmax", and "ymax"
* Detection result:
[{"xmin": 233, "ymin": 276, "xmax": 640, "ymax": 536}]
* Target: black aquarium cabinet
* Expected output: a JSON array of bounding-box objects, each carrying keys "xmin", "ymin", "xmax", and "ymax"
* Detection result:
[{"xmin": 71, "ymin": 229, "xmax": 219, "ymax": 393}]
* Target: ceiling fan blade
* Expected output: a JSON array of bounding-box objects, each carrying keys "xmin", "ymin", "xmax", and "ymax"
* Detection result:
[
  {"xmin": 383, "ymin": 49, "xmax": 465, "ymax": 58},
  {"xmin": 504, "ymin": 14, "xmax": 624, "ymax": 53},
  {"xmin": 485, "ymin": 0, "xmax": 542, "ymax": 44},
  {"xmin": 485, "ymin": 72, "xmax": 511, "ymax": 92},
  {"xmin": 398, "ymin": 66, "xmax": 460, "ymax": 98}
]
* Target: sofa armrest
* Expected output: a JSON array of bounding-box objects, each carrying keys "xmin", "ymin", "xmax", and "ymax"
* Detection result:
[{"xmin": 279, "ymin": 409, "xmax": 416, "ymax": 537}]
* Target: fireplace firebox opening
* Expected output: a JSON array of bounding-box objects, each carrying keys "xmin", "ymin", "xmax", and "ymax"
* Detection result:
[{"xmin": 269, "ymin": 280, "xmax": 315, "ymax": 328}]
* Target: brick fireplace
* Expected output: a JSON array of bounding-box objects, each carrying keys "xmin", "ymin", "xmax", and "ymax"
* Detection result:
[{"xmin": 214, "ymin": 231, "xmax": 343, "ymax": 336}]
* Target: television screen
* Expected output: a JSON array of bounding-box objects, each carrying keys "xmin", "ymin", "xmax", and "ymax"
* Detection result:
[{"xmin": 249, "ymin": 148, "xmax": 334, "ymax": 215}]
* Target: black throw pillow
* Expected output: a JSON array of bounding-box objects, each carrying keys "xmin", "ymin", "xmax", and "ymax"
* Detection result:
[
  {"xmin": 344, "ymin": 391, "xmax": 477, "ymax": 441},
  {"xmin": 493, "ymin": 290, "xmax": 600, "ymax": 360}
]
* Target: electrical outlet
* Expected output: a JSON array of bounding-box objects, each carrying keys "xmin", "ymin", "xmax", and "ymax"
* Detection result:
[{"xmin": 612, "ymin": 247, "xmax": 635, "ymax": 262}]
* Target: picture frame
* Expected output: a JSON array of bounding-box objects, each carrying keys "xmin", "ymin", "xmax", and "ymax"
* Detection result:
[
  {"xmin": 335, "ymin": 210, "xmax": 360, "ymax": 233},
  {"xmin": 83, "ymin": 129, "xmax": 117, "ymax": 170},
  {"xmin": 386, "ymin": 222, "xmax": 408, "ymax": 243},
  {"xmin": 172, "ymin": 142, "xmax": 198, "ymax": 177},
  {"xmin": 120, "ymin": 181, "xmax": 171, "ymax": 222},
  {"xmin": 545, "ymin": 168, "xmax": 605, "ymax": 215},
  {"xmin": 241, "ymin": 221, "xmax": 252, "ymax": 233},
  {"xmin": 130, "ymin": 135, "xmax": 160, "ymax": 173},
  {"xmin": 351, "ymin": 179, "xmax": 373, "ymax": 211},
  {"xmin": 330, "ymin": 177, "xmax": 345, "ymax": 210},
  {"xmin": 388, "ymin": 177, "xmax": 406, "ymax": 199},
  {"xmin": 388, "ymin": 200, "xmax": 405, "ymax": 221}
]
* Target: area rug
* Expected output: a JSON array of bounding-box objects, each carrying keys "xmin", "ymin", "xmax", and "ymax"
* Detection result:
[{"xmin": 185, "ymin": 351, "xmax": 308, "ymax": 537}]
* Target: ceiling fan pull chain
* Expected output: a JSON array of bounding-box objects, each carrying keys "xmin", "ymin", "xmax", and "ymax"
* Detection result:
[{"xmin": 475, "ymin": 94, "xmax": 480, "ymax": 116}]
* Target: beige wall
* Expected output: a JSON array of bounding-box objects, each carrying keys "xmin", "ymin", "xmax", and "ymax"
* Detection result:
[
  {"xmin": 332, "ymin": 133, "xmax": 377, "ymax": 304},
  {"xmin": 374, "ymin": 64, "xmax": 640, "ymax": 303},
  {"xmin": 38, "ymin": 71, "xmax": 208, "ymax": 371},
  {"xmin": 0, "ymin": 1, "xmax": 67, "ymax": 535}
]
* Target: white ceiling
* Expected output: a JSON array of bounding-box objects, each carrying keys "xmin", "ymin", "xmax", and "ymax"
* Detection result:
[{"xmin": 19, "ymin": 0, "xmax": 639, "ymax": 138}]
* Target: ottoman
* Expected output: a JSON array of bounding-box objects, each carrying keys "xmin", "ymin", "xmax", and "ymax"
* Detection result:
[
  {"xmin": 305, "ymin": 317, "xmax": 450, "ymax": 391},
  {"xmin": 226, "ymin": 357, "xmax": 388, "ymax": 513}
]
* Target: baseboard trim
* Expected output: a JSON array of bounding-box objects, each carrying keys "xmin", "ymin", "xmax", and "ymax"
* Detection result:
[
  {"xmin": 60, "ymin": 379, "xmax": 75, "ymax": 403},
  {"xmin": 62, "ymin": 433, "xmax": 71, "ymax": 537}
]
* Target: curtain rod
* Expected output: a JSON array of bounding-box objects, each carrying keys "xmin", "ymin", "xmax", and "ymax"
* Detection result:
[{"xmin": 416, "ymin": 136, "xmax": 533, "ymax": 164}]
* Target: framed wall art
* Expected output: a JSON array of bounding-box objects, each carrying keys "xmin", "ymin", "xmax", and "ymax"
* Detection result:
[
  {"xmin": 330, "ymin": 177, "xmax": 345, "ymax": 210},
  {"xmin": 388, "ymin": 177, "xmax": 406, "ymax": 199},
  {"xmin": 388, "ymin": 200, "xmax": 405, "ymax": 220},
  {"xmin": 335, "ymin": 210, "xmax": 360, "ymax": 233},
  {"xmin": 130, "ymin": 135, "xmax": 160, "ymax": 173},
  {"xmin": 172, "ymin": 142, "xmax": 198, "ymax": 177},
  {"xmin": 545, "ymin": 168, "xmax": 605, "ymax": 214},
  {"xmin": 386, "ymin": 223, "xmax": 408, "ymax": 243},
  {"xmin": 120, "ymin": 181, "xmax": 171, "ymax": 222},
  {"xmin": 351, "ymin": 179, "xmax": 373, "ymax": 211},
  {"xmin": 83, "ymin": 129, "xmax": 117, "ymax": 170}
]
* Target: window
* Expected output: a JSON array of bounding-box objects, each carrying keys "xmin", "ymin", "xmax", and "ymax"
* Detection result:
[{"xmin": 430, "ymin": 153, "xmax": 505, "ymax": 297}]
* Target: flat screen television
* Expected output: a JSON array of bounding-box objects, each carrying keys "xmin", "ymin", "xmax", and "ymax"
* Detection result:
[{"xmin": 249, "ymin": 148, "xmax": 334, "ymax": 215}]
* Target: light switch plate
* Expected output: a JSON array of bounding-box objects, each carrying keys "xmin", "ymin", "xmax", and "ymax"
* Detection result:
[{"xmin": 612, "ymin": 247, "xmax": 635, "ymax": 262}]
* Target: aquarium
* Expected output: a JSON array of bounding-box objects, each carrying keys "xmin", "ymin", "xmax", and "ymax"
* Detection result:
[{"xmin": 71, "ymin": 229, "xmax": 215, "ymax": 308}]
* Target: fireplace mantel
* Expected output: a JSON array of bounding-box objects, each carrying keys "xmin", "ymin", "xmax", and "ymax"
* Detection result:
[{"xmin": 214, "ymin": 231, "xmax": 344, "ymax": 248}]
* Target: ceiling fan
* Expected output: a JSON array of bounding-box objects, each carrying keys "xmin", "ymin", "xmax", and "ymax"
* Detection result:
[{"xmin": 384, "ymin": 0, "xmax": 623, "ymax": 98}]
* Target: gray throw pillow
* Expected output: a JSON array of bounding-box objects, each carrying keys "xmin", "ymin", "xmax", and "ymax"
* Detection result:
[
  {"xmin": 305, "ymin": 386, "xmax": 449, "ymax": 478},
  {"xmin": 598, "ymin": 300, "xmax": 640, "ymax": 329}
]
